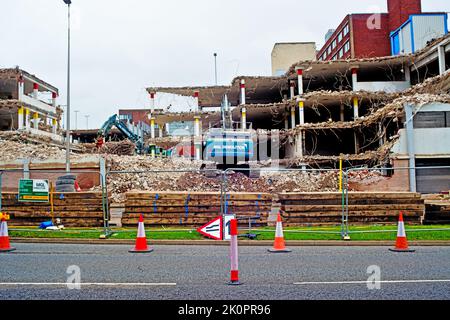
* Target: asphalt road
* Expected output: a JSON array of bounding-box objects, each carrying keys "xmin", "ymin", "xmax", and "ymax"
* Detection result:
[{"xmin": 1, "ymin": 243, "xmax": 450, "ymax": 300}]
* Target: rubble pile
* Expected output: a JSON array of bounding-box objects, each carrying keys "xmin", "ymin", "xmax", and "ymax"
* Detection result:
[
  {"xmin": 83, "ymin": 140, "xmax": 136, "ymax": 156},
  {"xmin": 260, "ymin": 170, "xmax": 340, "ymax": 193},
  {"xmin": 347, "ymin": 170, "xmax": 387, "ymax": 185},
  {"xmin": 0, "ymin": 134, "xmax": 66, "ymax": 161},
  {"xmin": 100, "ymin": 155, "xmax": 204, "ymax": 203},
  {"xmin": 146, "ymin": 136, "xmax": 185, "ymax": 150}
]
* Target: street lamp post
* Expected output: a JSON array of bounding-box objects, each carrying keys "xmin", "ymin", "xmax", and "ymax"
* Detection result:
[
  {"xmin": 214, "ymin": 53, "xmax": 218, "ymax": 86},
  {"xmin": 63, "ymin": 0, "xmax": 72, "ymax": 173},
  {"xmin": 85, "ymin": 115, "xmax": 90, "ymax": 129}
]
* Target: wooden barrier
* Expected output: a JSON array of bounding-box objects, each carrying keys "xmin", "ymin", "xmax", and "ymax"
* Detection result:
[
  {"xmin": 122, "ymin": 191, "xmax": 272, "ymax": 227},
  {"xmin": 279, "ymin": 192, "xmax": 425, "ymax": 226},
  {"xmin": 424, "ymin": 201, "xmax": 450, "ymax": 225},
  {"xmin": 1, "ymin": 192, "xmax": 105, "ymax": 227}
]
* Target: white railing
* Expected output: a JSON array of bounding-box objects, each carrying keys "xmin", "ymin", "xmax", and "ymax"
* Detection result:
[{"xmin": 20, "ymin": 95, "xmax": 57, "ymax": 115}]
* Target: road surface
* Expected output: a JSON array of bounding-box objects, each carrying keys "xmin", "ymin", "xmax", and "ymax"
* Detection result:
[{"xmin": 1, "ymin": 244, "xmax": 450, "ymax": 300}]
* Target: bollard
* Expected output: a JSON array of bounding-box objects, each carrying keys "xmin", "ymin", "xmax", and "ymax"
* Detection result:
[{"xmin": 229, "ymin": 219, "xmax": 241, "ymax": 285}]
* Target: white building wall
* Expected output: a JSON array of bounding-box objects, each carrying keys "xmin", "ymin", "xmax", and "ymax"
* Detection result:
[
  {"xmin": 412, "ymin": 15, "xmax": 447, "ymax": 52},
  {"xmin": 391, "ymin": 102, "xmax": 450, "ymax": 157}
]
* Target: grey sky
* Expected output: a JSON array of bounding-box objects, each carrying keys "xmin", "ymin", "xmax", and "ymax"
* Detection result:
[{"xmin": 1, "ymin": 0, "xmax": 449, "ymax": 129}]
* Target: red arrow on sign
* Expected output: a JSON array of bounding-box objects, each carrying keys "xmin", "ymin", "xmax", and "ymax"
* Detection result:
[{"xmin": 197, "ymin": 217, "xmax": 223, "ymax": 240}]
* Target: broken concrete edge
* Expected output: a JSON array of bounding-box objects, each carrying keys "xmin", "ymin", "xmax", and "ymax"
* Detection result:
[{"xmin": 10, "ymin": 238, "xmax": 450, "ymax": 246}]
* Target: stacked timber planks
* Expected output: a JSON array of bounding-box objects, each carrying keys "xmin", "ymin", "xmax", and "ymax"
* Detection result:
[
  {"xmin": 279, "ymin": 192, "xmax": 425, "ymax": 226},
  {"xmin": 1, "ymin": 192, "xmax": 105, "ymax": 227},
  {"xmin": 424, "ymin": 201, "xmax": 450, "ymax": 225},
  {"xmin": 122, "ymin": 192, "xmax": 272, "ymax": 227}
]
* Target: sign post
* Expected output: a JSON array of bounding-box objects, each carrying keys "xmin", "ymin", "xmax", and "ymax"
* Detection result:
[
  {"xmin": 223, "ymin": 214, "xmax": 236, "ymax": 241},
  {"xmin": 18, "ymin": 179, "xmax": 49, "ymax": 203}
]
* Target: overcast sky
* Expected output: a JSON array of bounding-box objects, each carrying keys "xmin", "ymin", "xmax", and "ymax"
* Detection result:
[{"xmin": 1, "ymin": 0, "xmax": 449, "ymax": 129}]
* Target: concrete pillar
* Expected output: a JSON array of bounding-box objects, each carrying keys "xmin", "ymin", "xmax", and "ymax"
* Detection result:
[
  {"xmin": 18, "ymin": 107, "xmax": 24, "ymax": 130},
  {"xmin": 284, "ymin": 117, "xmax": 289, "ymax": 130},
  {"xmin": 378, "ymin": 123, "xmax": 385, "ymax": 147},
  {"xmin": 291, "ymin": 106, "xmax": 296, "ymax": 129},
  {"xmin": 166, "ymin": 123, "xmax": 170, "ymax": 135},
  {"xmin": 193, "ymin": 91, "xmax": 200, "ymax": 112},
  {"xmin": 150, "ymin": 91, "xmax": 155, "ymax": 111},
  {"xmin": 194, "ymin": 116, "xmax": 201, "ymax": 161},
  {"xmin": 340, "ymin": 104, "xmax": 345, "ymax": 122},
  {"xmin": 194, "ymin": 116, "xmax": 201, "ymax": 137},
  {"xmin": 240, "ymin": 80, "xmax": 246, "ymax": 105},
  {"xmin": 52, "ymin": 92, "xmax": 58, "ymax": 108},
  {"xmin": 351, "ymin": 67, "xmax": 358, "ymax": 91},
  {"xmin": 33, "ymin": 112, "xmax": 39, "ymax": 130},
  {"xmin": 438, "ymin": 45, "xmax": 446, "ymax": 75},
  {"xmin": 405, "ymin": 104, "xmax": 417, "ymax": 193},
  {"xmin": 241, "ymin": 107, "xmax": 247, "ymax": 131},
  {"xmin": 52, "ymin": 118, "xmax": 57, "ymax": 134},
  {"xmin": 18, "ymin": 77, "xmax": 24, "ymax": 100},
  {"xmin": 150, "ymin": 117, "xmax": 156, "ymax": 139},
  {"xmin": 25, "ymin": 108, "xmax": 30, "ymax": 129},
  {"xmin": 159, "ymin": 124, "xmax": 163, "ymax": 138},
  {"xmin": 353, "ymin": 96, "xmax": 360, "ymax": 154},
  {"xmin": 294, "ymin": 131, "xmax": 304, "ymax": 158},
  {"xmin": 353, "ymin": 97, "xmax": 359, "ymax": 120},
  {"xmin": 404, "ymin": 66, "xmax": 411, "ymax": 84},
  {"xmin": 32, "ymin": 83, "xmax": 39, "ymax": 99},
  {"xmin": 295, "ymin": 67, "xmax": 304, "ymax": 95},
  {"xmin": 289, "ymin": 81, "xmax": 295, "ymax": 99},
  {"xmin": 298, "ymin": 100, "xmax": 305, "ymax": 125}
]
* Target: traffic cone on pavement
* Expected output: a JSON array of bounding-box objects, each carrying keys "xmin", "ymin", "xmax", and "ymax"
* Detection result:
[
  {"xmin": 0, "ymin": 214, "xmax": 16, "ymax": 253},
  {"xmin": 389, "ymin": 212, "xmax": 415, "ymax": 253},
  {"xmin": 268, "ymin": 211, "xmax": 291, "ymax": 253},
  {"xmin": 129, "ymin": 214, "xmax": 153, "ymax": 253}
]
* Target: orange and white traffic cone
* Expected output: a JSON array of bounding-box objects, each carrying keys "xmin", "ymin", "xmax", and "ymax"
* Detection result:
[
  {"xmin": 268, "ymin": 211, "xmax": 291, "ymax": 253},
  {"xmin": 0, "ymin": 215, "xmax": 16, "ymax": 253},
  {"xmin": 389, "ymin": 212, "xmax": 415, "ymax": 253},
  {"xmin": 129, "ymin": 214, "xmax": 153, "ymax": 253}
]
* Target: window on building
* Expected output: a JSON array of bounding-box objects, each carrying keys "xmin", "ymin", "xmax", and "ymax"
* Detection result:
[
  {"xmin": 332, "ymin": 39, "xmax": 337, "ymax": 50},
  {"xmin": 327, "ymin": 46, "xmax": 332, "ymax": 55},
  {"xmin": 332, "ymin": 54, "xmax": 337, "ymax": 61},
  {"xmin": 338, "ymin": 32, "xmax": 343, "ymax": 43},
  {"xmin": 338, "ymin": 48, "xmax": 344, "ymax": 58},
  {"xmin": 343, "ymin": 24, "xmax": 349, "ymax": 36},
  {"xmin": 344, "ymin": 41, "xmax": 350, "ymax": 53},
  {"xmin": 414, "ymin": 112, "xmax": 450, "ymax": 128}
]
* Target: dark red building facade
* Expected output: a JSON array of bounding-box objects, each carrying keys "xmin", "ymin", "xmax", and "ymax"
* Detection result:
[{"xmin": 317, "ymin": 0, "xmax": 422, "ymax": 61}]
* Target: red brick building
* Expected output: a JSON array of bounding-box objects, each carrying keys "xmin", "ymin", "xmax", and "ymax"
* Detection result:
[{"xmin": 317, "ymin": 0, "xmax": 422, "ymax": 61}]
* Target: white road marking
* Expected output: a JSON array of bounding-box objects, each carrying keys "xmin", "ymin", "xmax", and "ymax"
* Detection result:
[
  {"xmin": 0, "ymin": 282, "xmax": 176, "ymax": 287},
  {"xmin": 294, "ymin": 279, "xmax": 450, "ymax": 285}
]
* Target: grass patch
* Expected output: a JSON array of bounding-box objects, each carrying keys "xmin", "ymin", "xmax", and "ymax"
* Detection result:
[{"xmin": 8, "ymin": 225, "xmax": 450, "ymax": 241}]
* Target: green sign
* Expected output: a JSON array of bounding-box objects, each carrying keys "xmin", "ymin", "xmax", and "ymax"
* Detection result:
[{"xmin": 18, "ymin": 179, "xmax": 49, "ymax": 203}]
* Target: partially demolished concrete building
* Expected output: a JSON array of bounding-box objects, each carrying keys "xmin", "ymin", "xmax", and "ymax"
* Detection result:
[
  {"xmin": 0, "ymin": 67, "xmax": 62, "ymax": 143},
  {"xmin": 146, "ymin": 34, "xmax": 450, "ymax": 193}
]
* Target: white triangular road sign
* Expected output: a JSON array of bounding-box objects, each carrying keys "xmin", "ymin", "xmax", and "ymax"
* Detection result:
[{"xmin": 197, "ymin": 217, "xmax": 223, "ymax": 240}]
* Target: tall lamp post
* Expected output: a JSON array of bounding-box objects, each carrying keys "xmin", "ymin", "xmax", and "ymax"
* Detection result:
[
  {"xmin": 63, "ymin": 0, "xmax": 71, "ymax": 173},
  {"xmin": 85, "ymin": 114, "xmax": 90, "ymax": 129},
  {"xmin": 214, "ymin": 53, "xmax": 218, "ymax": 86}
]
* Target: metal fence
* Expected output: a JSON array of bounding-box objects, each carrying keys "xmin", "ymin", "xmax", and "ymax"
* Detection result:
[
  {"xmin": 104, "ymin": 168, "xmax": 222, "ymax": 232},
  {"xmin": 341, "ymin": 165, "xmax": 450, "ymax": 239},
  {"xmin": 0, "ymin": 168, "xmax": 108, "ymax": 235},
  {"xmin": 1, "ymin": 164, "xmax": 450, "ymax": 241}
]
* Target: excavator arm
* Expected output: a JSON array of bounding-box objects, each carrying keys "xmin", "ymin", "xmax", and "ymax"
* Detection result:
[{"xmin": 98, "ymin": 115, "xmax": 145, "ymax": 154}]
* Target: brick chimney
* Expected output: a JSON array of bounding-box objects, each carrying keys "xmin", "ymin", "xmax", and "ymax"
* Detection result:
[{"xmin": 387, "ymin": 0, "xmax": 422, "ymax": 31}]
